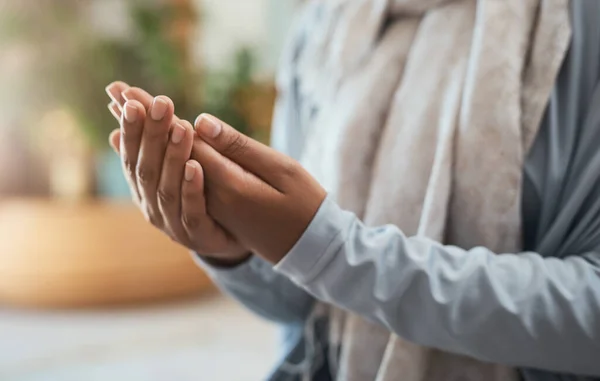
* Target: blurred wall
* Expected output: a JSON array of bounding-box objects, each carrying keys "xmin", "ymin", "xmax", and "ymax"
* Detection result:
[
  {"xmin": 195, "ymin": 0, "xmax": 298, "ymax": 76},
  {"xmin": 0, "ymin": 1, "xmax": 56, "ymax": 196}
]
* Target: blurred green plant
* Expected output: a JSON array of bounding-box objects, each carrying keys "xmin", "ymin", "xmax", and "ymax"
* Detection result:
[
  {"xmin": 2, "ymin": 0, "xmax": 255, "ymax": 149},
  {"xmin": 59, "ymin": 1, "xmax": 201, "ymax": 148},
  {"xmin": 201, "ymin": 47, "xmax": 255, "ymax": 135}
]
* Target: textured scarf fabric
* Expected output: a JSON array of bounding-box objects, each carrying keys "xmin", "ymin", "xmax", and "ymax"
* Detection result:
[{"xmin": 289, "ymin": 0, "xmax": 572, "ymax": 380}]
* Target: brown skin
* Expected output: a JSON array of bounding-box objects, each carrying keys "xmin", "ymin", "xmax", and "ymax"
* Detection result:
[
  {"xmin": 105, "ymin": 82, "xmax": 250, "ymax": 266},
  {"xmin": 105, "ymin": 82, "xmax": 327, "ymax": 264},
  {"xmin": 189, "ymin": 114, "xmax": 327, "ymax": 263}
]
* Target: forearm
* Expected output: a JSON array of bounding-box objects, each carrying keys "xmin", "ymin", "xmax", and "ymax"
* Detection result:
[
  {"xmin": 275, "ymin": 198, "xmax": 600, "ymax": 375},
  {"xmin": 195, "ymin": 254, "xmax": 315, "ymax": 324}
]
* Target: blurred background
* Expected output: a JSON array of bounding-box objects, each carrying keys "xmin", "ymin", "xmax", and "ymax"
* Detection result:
[{"xmin": 0, "ymin": 0, "xmax": 299, "ymax": 379}]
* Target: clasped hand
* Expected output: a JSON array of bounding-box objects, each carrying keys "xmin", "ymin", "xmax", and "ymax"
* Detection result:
[{"xmin": 106, "ymin": 82, "xmax": 326, "ymax": 264}]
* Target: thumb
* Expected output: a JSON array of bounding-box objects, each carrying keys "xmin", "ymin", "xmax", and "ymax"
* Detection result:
[{"xmin": 194, "ymin": 114, "xmax": 293, "ymax": 190}]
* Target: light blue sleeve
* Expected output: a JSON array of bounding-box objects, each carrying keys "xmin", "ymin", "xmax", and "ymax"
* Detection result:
[
  {"xmin": 275, "ymin": 197, "xmax": 600, "ymax": 375},
  {"xmin": 194, "ymin": 255, "xmax": 314, "ymax": 324}
]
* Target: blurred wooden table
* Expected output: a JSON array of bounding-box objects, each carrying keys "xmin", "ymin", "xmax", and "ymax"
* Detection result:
[{"xmin": 0, "ymin": 198, "xmax": 213, "ymax": 309}]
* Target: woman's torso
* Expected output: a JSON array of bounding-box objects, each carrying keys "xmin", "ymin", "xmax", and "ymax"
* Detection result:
[{"xmin": 271, "ymin": 1, "xmax": 600, "ymax": 380}]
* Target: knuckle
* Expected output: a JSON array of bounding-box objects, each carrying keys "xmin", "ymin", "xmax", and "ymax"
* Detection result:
[
  {"xmin": 146, "ymin": 124, "xmax": 169, "ymax": 138},
  {"xmin": 280, "ymin": 159, "xmax": 299, "ymax": 179},
  {"xmin": 182, "ymin": 213, "xmax": 201, "ymax": 230},
  {"xmin": 136, "ymin": 165, "xmax": 157, "ymax": 185},
  {"xmin": 222, "ymin": 133, "xmax": 249, "ymax": 158},
  {"xmin": 157, "ymin": 188, "xmax": 176, "ymax": 205},
  {"xmin": 124, "ymin": 160, "xmax": 137, "ymax": 179},
  {"xmin": 162, "ymin": 153, "xmax": 181, "ymax": 170}
]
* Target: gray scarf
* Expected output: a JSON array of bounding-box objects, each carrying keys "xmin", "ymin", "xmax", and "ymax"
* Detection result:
[{"xmin": 292, "ymin": 0, "xmax": 571, "ymax": 380}]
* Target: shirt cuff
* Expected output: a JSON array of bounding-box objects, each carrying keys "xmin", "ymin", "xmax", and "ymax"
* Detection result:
[
  {"xmin": 274, "ymin": 196, "xmax": 355, "ymax": 284},
  {"xmin": 192, "ymin": 253, "xmax": 270, "ymax": 285}
]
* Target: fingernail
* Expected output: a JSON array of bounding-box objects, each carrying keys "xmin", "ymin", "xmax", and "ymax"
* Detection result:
[
  {"xmin": 124, "ymin": 103, "xmax": 138, "ymax": 123},
  {"xmin": 150, "ymin": 97, "xmax": 168, "ymax": 121},
  {"xmin": 195, "ymin": 114, "xmax": 222, "ymax": 138},
  {"xmin": 171, "ymin": 123, "xmax": 185, "ymax": 144},
  {"xmin": 184, "ymin": 162, "xmax": 196, "ymax": 181}
]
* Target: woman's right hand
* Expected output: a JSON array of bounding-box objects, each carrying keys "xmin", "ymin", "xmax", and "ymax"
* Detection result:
[{"xmin": 105, "ymin": 81, "xmax": 251, "ymax": 266}]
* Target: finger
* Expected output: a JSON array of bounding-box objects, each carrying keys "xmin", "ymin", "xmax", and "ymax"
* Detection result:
[
  {"xmin": 181, "ymin": 161, "xmax": 231, "ymax": 252},
  {"xmin": 109, "ymin": 129, "xmax": 120, "ymax": 154},
  {"xmin": 121, "ymin": 99, "xmax": 147, "ymax": 202},
  {"xmin": 194, "ymin": 114, "xmax": 292, "ymax": 191},
  {"xmin": 157, "ymin": 120, "xmax": 194, "ymax": 242},
  {"xmin": 105, "ymin": 81, "xmax": 130, "ymax": 110},
  {"xmin": 136, "ymin": 95, "xmax": 175, "ymax": 227},
  {"xmin": 191, "ymin": 137, "xmax": 252, "ymax": 189},
  {"xmin": 122, "ymin": 87, "xmax": 183, "ymax": 125},
  {"xmin": 122, "ymin": 87, "xmax": 154, "ymax": 110},
  {"xmin": 191, "ymin": 138, "xmax": 280, "ymax": 207},
  {"xmin": 108, "ymin": 101, "xmax": 121, "ymax": 121}
]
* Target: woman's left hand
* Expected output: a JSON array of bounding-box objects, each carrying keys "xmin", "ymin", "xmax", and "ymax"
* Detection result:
[{"xmin": 190, "ymin": 114, "xmax": 327, "ymax": 264}]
